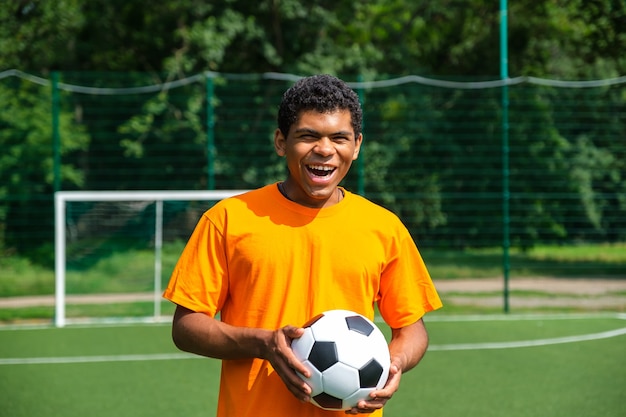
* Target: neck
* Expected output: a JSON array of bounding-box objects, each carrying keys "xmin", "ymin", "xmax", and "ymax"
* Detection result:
[{"xmin": 278, "ymin": 182, "xmax": 344, "ymax": 207}]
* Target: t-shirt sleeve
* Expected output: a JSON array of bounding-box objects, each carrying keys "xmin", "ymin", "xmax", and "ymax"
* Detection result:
[
  {"xmin": 377, "ymin": 227, "xmax": 442, "ymax": 329},
  {"xmin": 162, "ymin": 213, "xmax": 229, "ymax": 316}
]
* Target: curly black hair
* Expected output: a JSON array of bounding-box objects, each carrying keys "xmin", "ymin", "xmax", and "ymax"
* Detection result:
[{"xmin": 277, "ymin": 74, "xmax": 362, "ymax": 138}]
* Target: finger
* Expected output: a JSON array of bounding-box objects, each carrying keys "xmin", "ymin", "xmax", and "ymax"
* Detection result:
[
  {"xmin": 281, "ymin": 327, "xmax": 311, "ymax": 377},
  {"xmin": 345, "ymin": 400, "xmax": 381, "ymax": 414},
  {"xmin": 375, "ymin": 363, "xmax": 402, "ymax": 394},
  {"xmin": 271, "ymin": 345, "xmax": 312, "ymax": 398},
  {"xmin": 283, "ymin": 325, "xmax": 305, "ymax": 339},
  {"xmin": 286, "ymin": 380, "xmax": 312, "ymax": 402},
  {"xmin": 273, "ymin": 362, "xmax": 312, "ymax": 401}
]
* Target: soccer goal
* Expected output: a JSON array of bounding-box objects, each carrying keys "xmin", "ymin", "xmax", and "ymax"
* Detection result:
[{"xmin": 54, "ymin": 190, "xmax": 247, "ymax": 327}]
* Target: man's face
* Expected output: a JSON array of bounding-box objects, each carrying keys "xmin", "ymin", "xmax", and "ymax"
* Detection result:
[{"xmin": 274, "ymin": 109, "xmax": 362, "ymax": 208}]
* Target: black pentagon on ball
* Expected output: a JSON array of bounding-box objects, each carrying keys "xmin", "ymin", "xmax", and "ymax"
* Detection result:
[
  {"xmin": 308, "ymin": 341, "xmax": 338, "ymax": 372},
  {"xmin": 359, "ymin": 359, "xmax": 384, "ymax": 388},
  {"xmin": 345, "ymin": 315, "xmax": 374, "ymax": 336},
  {"xmin": 313, "ymin": 392, "xmax": 343, "ymax": 409}
]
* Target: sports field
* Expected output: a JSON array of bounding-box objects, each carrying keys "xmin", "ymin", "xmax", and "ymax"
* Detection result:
[{"xmin": 1, "ymin": 313, "xmax": 624, "ymax": 417}]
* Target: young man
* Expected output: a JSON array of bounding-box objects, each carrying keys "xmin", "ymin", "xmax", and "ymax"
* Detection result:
[{"xmin": 163, "ymin": 74, "xmax": 442, "ymax": 416}]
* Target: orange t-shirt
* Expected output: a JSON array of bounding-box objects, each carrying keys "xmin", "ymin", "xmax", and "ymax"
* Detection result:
[{"xmin": 164, "ymin": 184, "xmax": 442, "ymax": 417}]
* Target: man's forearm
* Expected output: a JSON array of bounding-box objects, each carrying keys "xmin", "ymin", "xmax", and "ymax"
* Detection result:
[
  {"xmin": 389, "ymin": 318, "xmax": 429, "ymax": 372},
  {"xmin": 172, "ymin": 305, "xmax": 271, "ymax": 360}
]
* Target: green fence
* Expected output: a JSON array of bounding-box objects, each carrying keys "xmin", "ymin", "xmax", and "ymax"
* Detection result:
[{"xmin": 1, "ymin": 70, "xmax": 625, "ymax": 281}]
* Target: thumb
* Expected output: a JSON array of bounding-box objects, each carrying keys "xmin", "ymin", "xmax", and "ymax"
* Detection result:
[{"xmin": 283, "ymin": 325, "xmax": 305, "ymax": 340}]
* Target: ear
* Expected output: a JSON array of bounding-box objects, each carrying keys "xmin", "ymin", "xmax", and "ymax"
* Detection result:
[
  {"xmin": 352, "ymin": 133, "xmax": 363, "ymax": 160},
  {"xmin": 274, "ymin": 128, "xmax": 287, "ymax": 157}
]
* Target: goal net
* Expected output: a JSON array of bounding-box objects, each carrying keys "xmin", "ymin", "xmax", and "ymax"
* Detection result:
[{"xmin": 54, "ymin": 190, "xmax": 247, "ymax": 327}]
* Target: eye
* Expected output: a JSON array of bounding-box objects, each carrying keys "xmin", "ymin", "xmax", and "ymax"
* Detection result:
[{"xmin": 296, "ymin": 132, "xmax": 318, "ymax": 141}]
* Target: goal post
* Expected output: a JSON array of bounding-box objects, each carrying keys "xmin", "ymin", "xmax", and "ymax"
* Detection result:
[{"xmin": 54, "ymin": 190, "xmax": 247, "ymax": 328}]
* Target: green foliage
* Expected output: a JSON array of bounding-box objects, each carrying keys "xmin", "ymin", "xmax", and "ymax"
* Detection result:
[
  {"xmin": 0, "ymin": 255, "xmax": 54, "ymax": 297},
  {"xmin": 0, "ymin": 78, "xmax": 88, "ymax": 256},
  {"xmin": 0, "ymin": 0, "xmax": 85, "ymax": 70},
  {"xmin": 4, "ymin": 0, "xmax": 623, "ymax": 77},
  {"xmin": 1, "ymin": 0, "xmax": 625, "ymax": 256},
  {"xmin": 0, "ymin": 81, "xmax": 85, "ymax": 195}
]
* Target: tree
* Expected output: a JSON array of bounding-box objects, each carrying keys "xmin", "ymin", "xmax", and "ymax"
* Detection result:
[
  {"xmin": 0, "ymin": 79, "xmax": 88, "ymax": 258},
  {"xmin": 1, "ymin": 0, "xmax": 625, "ymax": 257},
  {"xmin": 0, "ymin": 0, "xmax": 84, "ymax": 70}
]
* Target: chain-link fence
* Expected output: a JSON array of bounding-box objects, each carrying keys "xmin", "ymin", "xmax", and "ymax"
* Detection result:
[{"xmin": 1, "ymin": 71, "xmax": 625, "ymax": 283}]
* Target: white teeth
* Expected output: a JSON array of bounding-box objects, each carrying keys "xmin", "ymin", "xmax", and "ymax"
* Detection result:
[{"xmin": 308, "ymin": 165, "xmax": 334, "ymax": 171}]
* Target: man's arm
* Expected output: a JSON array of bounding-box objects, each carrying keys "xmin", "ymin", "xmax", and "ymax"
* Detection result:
[
  {"xmin": 389, "ymin": 317, "xmax": 429, "ymax": 373},
  {"xmin": 171, "ymin": 305, "xmax": 312, "ymax": 401},
  {"xmin": 347, "ymin": 318, "xmax": 429, "ymax": 414}
]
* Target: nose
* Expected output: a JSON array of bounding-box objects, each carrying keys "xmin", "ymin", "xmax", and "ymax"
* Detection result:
[{"xmin": 313, "ymin": 137, "xmax": 334, "ymax": 156}]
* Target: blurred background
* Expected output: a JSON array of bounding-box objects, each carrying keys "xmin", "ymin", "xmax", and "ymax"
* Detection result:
[{"xmin": 1, "ymin": 0, "xmax": 625, "ymax": 323}]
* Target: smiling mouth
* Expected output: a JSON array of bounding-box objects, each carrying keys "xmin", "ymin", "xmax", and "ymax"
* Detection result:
[{"xmin": 307, "ymin": 164, "xmax": 336, "ymax": 177}]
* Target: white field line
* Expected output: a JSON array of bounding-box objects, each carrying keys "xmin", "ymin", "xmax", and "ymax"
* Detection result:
[
  {"xmin": 428, "ymin": 326, "xmax": 626, "ymax": 351},
  {"xmin": 1, "ymin": 313, "xmax": 625, "ymax": 365},
  {"xmin": 2, "ymin": 326, "xmax": 625, "ymax": 366},
  {"xmin": 0, "ymin": 352, "xmax": 200, "ymax": 366}
]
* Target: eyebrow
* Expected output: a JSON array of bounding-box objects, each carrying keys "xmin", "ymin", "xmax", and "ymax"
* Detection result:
[{"xmin": 293, "ymin": 128, "xmax": 353, "ymax": 137}]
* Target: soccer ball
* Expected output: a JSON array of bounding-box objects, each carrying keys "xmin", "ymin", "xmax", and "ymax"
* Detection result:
[{"xmin": 291, "ymin": 309, "xmax": 391, "ymax": 410}]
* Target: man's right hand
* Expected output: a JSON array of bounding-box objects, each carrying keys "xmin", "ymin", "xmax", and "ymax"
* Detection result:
[{"xmin": 263, "ymin": 325, "xmax": 312, "ymax": 402}]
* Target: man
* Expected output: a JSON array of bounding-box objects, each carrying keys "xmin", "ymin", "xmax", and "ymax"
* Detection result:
[{"xmin": 163, "ymin": 74, "xmax": 442, "ymax": 416}]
